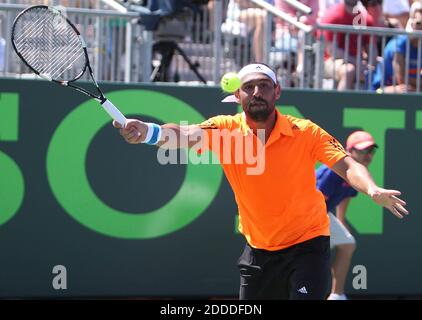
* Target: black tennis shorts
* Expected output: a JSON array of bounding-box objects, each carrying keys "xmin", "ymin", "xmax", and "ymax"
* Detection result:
[{"xmin": 238, "ymin": 236, "xmax": 331, "ymax": 300}]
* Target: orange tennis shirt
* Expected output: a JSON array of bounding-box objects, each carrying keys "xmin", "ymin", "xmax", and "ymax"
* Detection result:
[{"xmin": 199, "ymin": 109, "xmax": 347, "ymax": 251}]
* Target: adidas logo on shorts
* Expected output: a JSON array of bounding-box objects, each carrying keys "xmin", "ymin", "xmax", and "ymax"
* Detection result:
[{"xmin": 298, "ymin": 286, "xmax": 308, "ymax": 294}]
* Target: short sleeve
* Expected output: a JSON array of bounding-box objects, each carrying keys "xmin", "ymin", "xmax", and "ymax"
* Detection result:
[
  {"xmin": 309, "ymin": 122, "xmax": 347, "ymax": 168},
  {"xmin": 349, "ymin": 188, "xmax": 358, "ymax": 198},
  {"xmin": 197, "ymin": 115, "xmax": 232, "ymax": 155}
]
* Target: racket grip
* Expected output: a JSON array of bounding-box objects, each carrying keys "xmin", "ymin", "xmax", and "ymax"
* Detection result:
[{"xmin": 101, "ymin": 99, "xmax": 127, "ymax": 127}]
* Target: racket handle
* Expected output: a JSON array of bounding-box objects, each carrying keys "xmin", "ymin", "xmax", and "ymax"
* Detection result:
[{"xmin": 101, "ymin": 99, "xmax": 127, "ymax": 127}]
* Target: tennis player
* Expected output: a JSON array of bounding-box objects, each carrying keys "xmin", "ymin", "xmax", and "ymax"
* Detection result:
[
  {"xmin": 113, "ymin": 63, "xmax": 408, "ymax": 300},
  {"xmin": 316, "ymin": 131, "xmax": 378, "ymax": 300}
]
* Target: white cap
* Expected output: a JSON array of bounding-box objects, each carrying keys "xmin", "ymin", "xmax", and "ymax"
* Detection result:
[
  {"xmin": 221, "ymin": 63, "xmax": 277, "ymax": 103},
  {"xmin": 237, "ymin": 63, "xmax": 277, "ymax": 84}
]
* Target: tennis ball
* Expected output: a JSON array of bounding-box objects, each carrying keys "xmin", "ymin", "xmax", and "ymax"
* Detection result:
[{"xmin": 220, "ymin": 72, "xmax": 240, "ymax": 93}]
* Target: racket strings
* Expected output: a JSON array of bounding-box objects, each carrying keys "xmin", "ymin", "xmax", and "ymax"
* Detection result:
[
  {"xmin": 14, "ymin": 9, "xmax": 51, "ymax": 43},
  {"xmin": 13, "ymin": 7, "xmax": 86, "ymax": 81},
  {"xmin": 45, "ymin": 36, "xmax": 82, "ymax": 79}
]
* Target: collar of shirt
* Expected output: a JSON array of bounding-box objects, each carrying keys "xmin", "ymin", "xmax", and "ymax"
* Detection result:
[{"xmin": 240, "ymin": 109, "xmax": 294, "ymax": 139}]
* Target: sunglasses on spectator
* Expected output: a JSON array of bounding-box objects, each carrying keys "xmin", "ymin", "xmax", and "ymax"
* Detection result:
[{"xmin": 352, "ymin": 146, "xmax": 377, "ymax": 155}]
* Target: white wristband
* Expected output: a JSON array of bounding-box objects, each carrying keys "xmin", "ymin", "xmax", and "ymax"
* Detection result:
[
  {"xmin": 143, "ymin": 123, "xmax": 162, "ymax": 145},
  {"xmin": 143, "ymin": 123, "xmax": 154, "ymax": 143}
]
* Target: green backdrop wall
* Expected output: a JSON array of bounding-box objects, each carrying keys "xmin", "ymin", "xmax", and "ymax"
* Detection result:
[{"xmin": 0, "ymin": 79, "xmax": 420, "ymax": 298}]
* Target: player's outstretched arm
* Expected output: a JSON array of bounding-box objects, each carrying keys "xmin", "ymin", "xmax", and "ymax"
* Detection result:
[
  {"xmin": 113, "ymin": 119, "xmax": 203, "ymax": 149},
  {"xmin": 331, "ymin": 156, "xmax": 409, "ymax": 219}
]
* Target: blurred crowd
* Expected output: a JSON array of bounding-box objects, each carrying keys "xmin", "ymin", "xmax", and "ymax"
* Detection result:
[
  {"xmin": 216, "ymin": 0, "xmax": 422, "ymax": 92},
  {"xmin": 12, "ymin": 0, "xmax": 97, "ymax": 7},
  {"xmin": 2, "ymin": 0, "xmax": 422, "ymax": 92}
]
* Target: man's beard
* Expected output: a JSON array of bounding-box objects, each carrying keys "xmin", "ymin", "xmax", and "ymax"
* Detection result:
[{"xmin": 245, "ymin": 99, "xmax": 273, "ymax": 121}]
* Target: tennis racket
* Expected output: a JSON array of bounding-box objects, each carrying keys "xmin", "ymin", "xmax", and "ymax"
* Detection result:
[{"xmin": 11, "ymin": 5, "xmax": 127, "ymax": 126}]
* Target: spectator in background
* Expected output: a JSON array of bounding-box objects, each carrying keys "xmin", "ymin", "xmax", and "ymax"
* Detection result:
[
  {"xmin": 273, "ymin": 0, "xmax": 319, "ymax": 84},
  {"xmin": 361, "ymin": 0, "xmax": 399, "ymax": 57},
  {"xmin": 275, "ymin": 0, "xmax": 319, "ymax": 29},
  {"xmin": 317, "ymin": 131, "xmax": 378, "ymax": 300},
  {"xmin": 273, "ymin": 0, "xmax": 320, "ymax": 47},
  {"xmin": 372, "ymin": 1, "xmax": 422, "ymax": 92},
  {"xmin": 320, "ymin": 0, "xmax": 377, "ymax": 90},
  {"xmin": 318, "ymin": 0, "xmax": 343, "ymax": 21},
  {"xmin": 222, "ymin": 0, "xmax": 270, "ymax": 62},
  {"xmin": 361, "ymin": 0, "xmax": 388, "ymax": 27},
  {"xmin": 383, "ymin": 0, "xmax": 411, "ymax": 29},
  {"xmin": 406, "ymin": 0, "xmax": 422, "ymax": 30}
]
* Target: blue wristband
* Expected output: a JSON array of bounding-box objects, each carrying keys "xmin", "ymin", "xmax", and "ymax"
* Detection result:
[{"xmin": 144, "ymin": 123, "xmax": 162, "ymax": 145}]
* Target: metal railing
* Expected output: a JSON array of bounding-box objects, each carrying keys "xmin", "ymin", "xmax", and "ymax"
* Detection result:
[
  {"xmin": 314, "ymin": 24, "xmax": 422, "ymax": 93},
  {"xmin": 214, "ymin": 0, "xmax": 312, "ymax": 86},
  {"xmin": 0, "ymin": 0, "xmax": 316, "ymax": 85},
  {"xmin": 1, "ymin": 0, "xmax": 421, "ymax": 94},
  {"xmin": 0, "ymin": 2, "xmax": 146, "ymax": 82},
  {"xmin": 215, "ymin": 0, "xmax": 422, "ymax": 93}
]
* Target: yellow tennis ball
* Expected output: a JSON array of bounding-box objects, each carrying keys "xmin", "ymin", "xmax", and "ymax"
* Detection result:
[{"xmin": 220, "ymin": 72, "xmax": 240, "ymax": 93}]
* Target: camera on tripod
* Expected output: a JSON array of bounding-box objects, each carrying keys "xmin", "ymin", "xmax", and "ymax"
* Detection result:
[{"xmin": 121, "ymin": 0, "xmax": 209, "ymax": 83}]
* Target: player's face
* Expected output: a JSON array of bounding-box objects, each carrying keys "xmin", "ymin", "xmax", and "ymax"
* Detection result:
[
  {"xmin": 350, "ymin": 146, "xmax": 377, "ymax": 167},
  {"xmin": 237, "ymin": 73, "xmax": 280, "ymax": 122}
]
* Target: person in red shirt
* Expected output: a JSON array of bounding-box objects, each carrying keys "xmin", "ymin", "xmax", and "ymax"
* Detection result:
[{"xmin": 321, "ymin": 0, "xmax": 378, "ymax": 90}]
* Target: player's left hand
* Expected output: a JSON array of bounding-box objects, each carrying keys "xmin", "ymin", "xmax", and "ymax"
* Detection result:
[{"xmin": 368, "ymin": 187, "xmax": 409, "ymax": 219}]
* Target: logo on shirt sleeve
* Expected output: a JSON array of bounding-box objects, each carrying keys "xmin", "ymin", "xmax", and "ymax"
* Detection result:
[{"xmin": 328, "ymin": 138, "xmax": 346, "ymax": 153}]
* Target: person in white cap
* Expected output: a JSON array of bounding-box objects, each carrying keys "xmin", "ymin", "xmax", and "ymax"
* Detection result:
[
  {"xmin": 113, "ymin": 63, "xmax": 408, "ymax": 300},
  {"xmin": 316, "ymin": 130, "xmax": 378, "ymax": 300},
  {"xmin": 383, "ymin": 0, "xmax": 411, "ymax": 29}
]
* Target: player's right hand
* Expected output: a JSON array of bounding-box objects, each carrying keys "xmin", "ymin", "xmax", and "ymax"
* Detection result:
[
  {"xmin": 113, "ymin": 119, "xmax": 148, "ymax": 144},
  {"xmin": 368, "ymin": 187, "xmax": 409, "ymax": 219}
]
